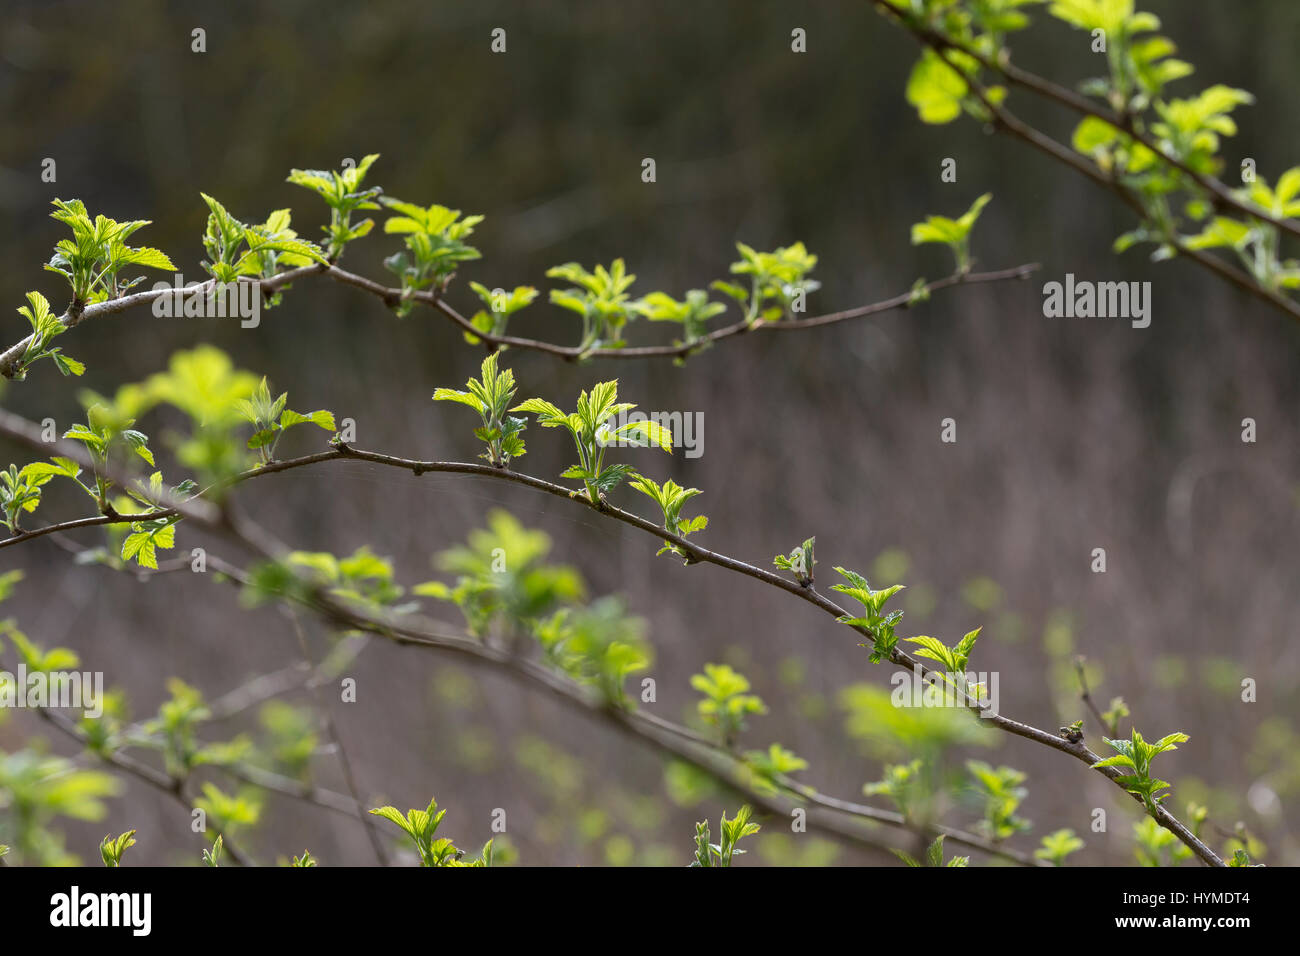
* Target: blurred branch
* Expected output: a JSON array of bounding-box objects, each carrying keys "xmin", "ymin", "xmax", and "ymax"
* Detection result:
[
  {"xmin": 871, "ymin": 0, "xmax": 1300, "ymax": 240},
  {"xmin": 32, "ymin": 707, "xmax": 254, "ymax": 866},
  {"xmin": 266, "ymin": 589, "xmax": 1043, "ymax": 865},
  {"xmin": 284, "ymin": 607, "xmax": 389, "ymax": 865},
  {"xmin": 871, "ymin": 0, "xmax": 1300, "ymax": 326},
  {"xmin": 1073, "ymin": 656, "xmax": 1115, "ymax": 739},
  {"xmin": 36, "ymin": 521, "xmax": 1036, "ymax": 866},
  {"xmin": 0, "ymin": 409, "xmax": 1219, "ymax": 865}
]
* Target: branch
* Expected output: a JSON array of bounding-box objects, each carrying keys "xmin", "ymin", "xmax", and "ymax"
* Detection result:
[
  {"xmin": 0, "ymin": 267, "xmax": 314, "ymax": 379},
  {"xmin": 1, "ymin": 509, "xmax": 176, "ymax": 551},
  {"xmin": 0, "ymin": 256, "xmax": 1039, "ymax": 380},
  {"xmin": 0, "ymin": 409, "xmax": 1220, "ymax": 864},
  {"xmin": 271, "ymin": 590, "xmax": 1040, "ymax": 865},
  {"xmin": 284, "ymin": 607, "xmax": 390, "ymax": 865},
  {"xmin": 293, "ymin": 446, "xmax": 1225, "ymax": 864},
  {"xmin": 1074, "ymin": 655, "xmax": 1115, "ymax": 738},
  {"xmin": 873, "ymin": 0, "xmax": 1300, "ymax": 325},
  {"xmin": 42, "ymin": 522, "xmax": 1036, "ymax": 865},
  {"xmin": 872, "ymin": 0, "xmax": 1300, "ymax": 242},
  {"xmin": 916, "ymin": 39, "xmax": 1300, "ymax": 325},
  {"xmin": 407, "ymin": 263, "xmax": 1040, "ymax": 359},
  {"xmin": 32, "ymin": 707, "xmax": 254, "ymax": 866}
]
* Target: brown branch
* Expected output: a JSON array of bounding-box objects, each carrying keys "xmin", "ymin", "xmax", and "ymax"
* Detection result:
[
  {"xmin": 45, "ymin": 522, "xmax": 1036, "ymax": 865},
  {"xmin": 23, "ymin": 623, "xmax": 388, "ymax": 837},
  {"xmin": 238, "ymin": 445, "xmax": 1228, "ymax": 864},
  {"xmin": 407, "ymin": 264, "xmax": 1039, "ymax": 359},
  {"xmin": 284, "ymin": 607, "xmax": 390, "ymax": 865},
  {"xmin": 276, "ymin": 592, "xmax": 1039, "ymax": 864},
  {"xmin": 0, "ymin": 408, "xmax": 1220, "ymax": 865},
  {"xmin": 0, "ymin": 267, "xmax": 315, "ymax": 379},
  {"xmin": 0, "ymin": 255, "xmax": 1039, "ymax": 380},
  {"xmin": 32, "ymin": 707, "xmax": 254, "ymax": 866},
  {"xmin": 1, "ymin": 509, "xmax": 176, "ymax": 551},
  {"xmin": 1074, "ymin": 655, "xmax": 1115, "ymax": 738}
]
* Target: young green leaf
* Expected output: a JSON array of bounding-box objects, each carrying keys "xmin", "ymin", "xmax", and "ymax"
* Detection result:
[
  {"xmin": 1035, "ymin": 828, "xmax": 1085, "ymax": 866},
  {"xmin": 830, "ymin": 566, "xmax": 906, "ymax": 663},
  {"xmin": 434, "ymin": 354, "xmax": 527, "ymax": 466},
  {"xmin": 287, "ymin": 154, "xmax": 382, "ymax": 259},
  {"xmin": 546, "ymin": 259, "xmax": 638, "ymax": 349},
  {"xmin": 911, "ymin": 193, "xmax": 993, "ymax": 274},
  {"xmin": 1092, "ymin": 728, "xmax": 1189, "ymax": 814},
  {"xmin": 628, "ymin": 475, "xmax": 707, "ymax": 560},
  {"xmin": 691, "ymin": 663, "xmax": 766, "ymax": 744},
  {"xmin": 512, "ymin": 379, "xmax": 670, "ymax": 502},
  {"xmin": 380, "ymin": 197, "xmax": 483, "ymax": 312},
  {"xmin": 99, "ymin": 830, "xmax": 137, "ymax": 867},
  {"xmin": 774, "ymin": 536, "xmax": 816, "ymax": 584}
]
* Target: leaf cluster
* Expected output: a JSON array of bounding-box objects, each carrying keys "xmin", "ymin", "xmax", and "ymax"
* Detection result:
[
  {"xmin": 368, "ymin": 796, "xmax": 494, "ymax": 867},
  {"xmin": 1092, "ymin": 727, "xmax": 1189, "ymax": 814},
  {"xmin": 689, "ymin": 805, "xmax": 760, "ymax": 867},
  {"xmin": 691, "ymin": 663, "xmax": 767, "ymax": 744},
  {"xmin": 235, "ymin": 376, "xmax": 335, "ymax": 463},
  {"xmin": 892, "ymin": 833, "xmax": 969, "ymax": 868},
  {"xmin": 381, "ymin": 197, "xmax": 483, "ymax": 314},
  {"xmin": 13, "ymin": 291, "xmax": 82, "ymax": 379},
  {"xmin": 773, "ymin": 535, "xmax": 816, "ymax": 585},
  {"xmin": 513, "ymin": 379, "xmax": 672, "ymax": 502},
  {"xmin": 714, "ymin": 241, "xmax": 819, "ymax": 325},
  {"xmin": 200, "ymin": 194, "xmax": 326, "ymax": 287},
  {"xmin": 627, "ymin": 476, "xmax": 707, "ymax": 560},
  {"xmin": 433, "ymin": 353, "xmax": 527, "ymax": 466},
  {"xmin": 465, "ymin": 281, "xmax": 538, "ymax": 343},
  {"xmin": 830, "ymin": 566, "xmax": 906, "ymax": 663},
  {"xmin": 286, "ymin": 154, "xmax": 383, "ymax": 259},
  {"xmin": 45, "ymin": 198, "xmax": 175, "ymax": 304}
]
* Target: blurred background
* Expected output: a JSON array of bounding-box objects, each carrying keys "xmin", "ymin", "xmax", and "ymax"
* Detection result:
[{"xmin": 1, "ymin": 0, "xmax": 1298, "ymax": 866}]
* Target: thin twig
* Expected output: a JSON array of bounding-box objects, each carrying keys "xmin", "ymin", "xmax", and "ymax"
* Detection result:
[
  {"xmin": 1074, "ymin": 656, "xmax": 1113, "ymax": 737},
  {"xmin": 0, "ymin": 256, "xmax": 1038, "ymax": 379},
  {"xmin": 45, "ymin": 536, "xmax": 1035, "ymax": 864},
  {"xmin": 284, "ymin": 607, "xmax": 390, "ymax": 865},
  {"xmin": 32, "ymin": 707, "xmax": 253, "ymax": 866}
]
